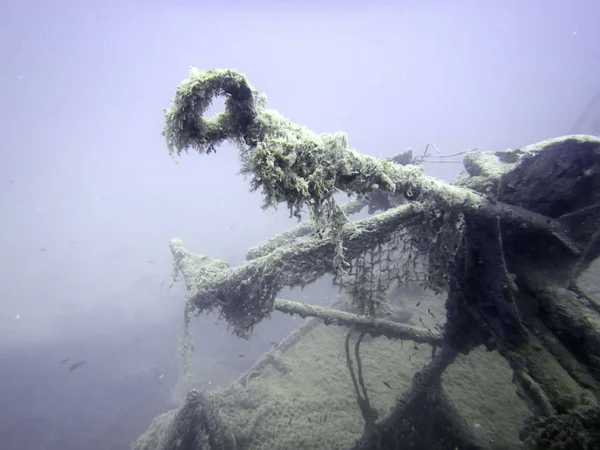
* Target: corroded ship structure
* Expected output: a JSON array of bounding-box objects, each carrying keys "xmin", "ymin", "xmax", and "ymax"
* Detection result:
[{"xmin": 134, "ymin": 69, "xmax": 600, "ymax": 450}]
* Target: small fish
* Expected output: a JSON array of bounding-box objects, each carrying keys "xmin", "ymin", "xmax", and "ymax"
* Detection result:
[
  {"xmin": 39, "ymin": 248, "xmax": 47, "ymax": 252},
  {"xmin": 160, "ymin": 280, "xmax": 166, "ymax": 287},
  {"xmin": 147, "ymin": 260, "xmax": 155, "ymax": 265},
  {"xmin": 383, "ymin": 381, "xmax": 392, "ymax": 390},
  {"xmin": 415, "ymin": 301, "xmax": 421, "ymax": 307},
  {"xmin": 238, "ymin": 354, "xmax": 245, "ymax": 358},
  {"xmin": 68, "ymin": 360, "xmax": 86, "ymax": 372},
  {"xmin": 60, "ymin": 358, "xmax": 69, "ymax": 364}
]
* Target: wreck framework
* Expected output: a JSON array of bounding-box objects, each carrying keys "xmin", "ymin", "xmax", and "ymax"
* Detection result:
[{"xmin": 135, "ymin": 69, "xmax": 600, "ymax": 449}]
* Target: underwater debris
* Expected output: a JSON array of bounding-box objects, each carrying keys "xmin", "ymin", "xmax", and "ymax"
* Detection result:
[{"xmin": 135, "ymin": 68, "xmax": 600, "ymax": 450}]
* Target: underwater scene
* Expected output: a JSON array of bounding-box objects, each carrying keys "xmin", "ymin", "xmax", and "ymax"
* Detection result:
[{"xmin": 1, "ymin": 1, "xmax": 600, "ymax": 449}]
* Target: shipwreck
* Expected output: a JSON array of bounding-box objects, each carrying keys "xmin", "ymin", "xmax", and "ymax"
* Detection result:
[{"xmin": 133, "ymin": 69, "xmax": 600, "ymax": 450}]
